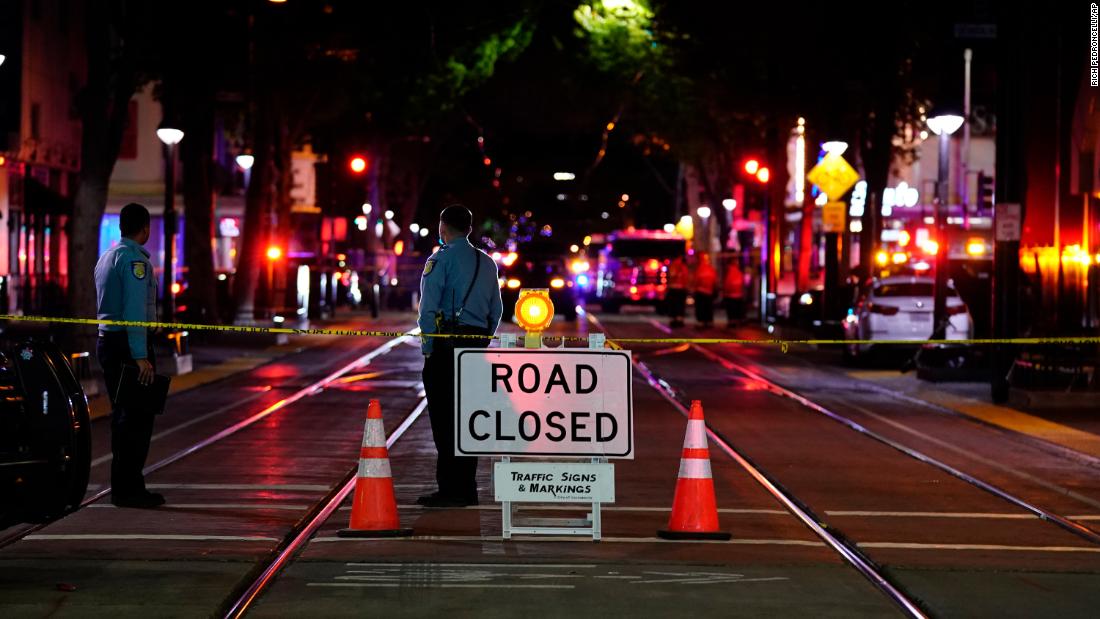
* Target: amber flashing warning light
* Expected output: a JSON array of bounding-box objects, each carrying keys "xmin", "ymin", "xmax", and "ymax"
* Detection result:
[{"xmin": 514, "ymin": 288, "xmax": 554, "ymax": 334}]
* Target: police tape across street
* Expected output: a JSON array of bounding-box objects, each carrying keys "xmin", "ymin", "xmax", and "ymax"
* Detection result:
[{"xmin": 0, "ymin": 314, "xmax": 1097, "ymax": 350}]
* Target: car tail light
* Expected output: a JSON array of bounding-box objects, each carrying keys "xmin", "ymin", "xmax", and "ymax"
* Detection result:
[
  {"xmin": 868, "ymin": 303, "xmax": 899, "ymax": 316},
  {"xmin": 947, "ymin": 304, "xmax": 968, "ymax": 316}
]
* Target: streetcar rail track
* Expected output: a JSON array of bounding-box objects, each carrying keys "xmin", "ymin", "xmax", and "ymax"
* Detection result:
[
  {"xmin": 586, "ymin": 313, "xmax": 929, "ymax": 618},
  {"xmin": 688, "ymin": 343, "xmax": 1100, "ymax": 545},
  {"xmin": 222, "ymin": 398, "xmax": 427, "ymax": 618}
]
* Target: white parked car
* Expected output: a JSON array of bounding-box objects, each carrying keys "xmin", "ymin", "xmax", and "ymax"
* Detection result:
[{"xmin": 842, "ymin": 275, "xmax": 973, "ymax": 360}]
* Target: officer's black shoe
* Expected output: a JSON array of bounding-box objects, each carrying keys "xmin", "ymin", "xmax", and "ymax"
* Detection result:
[{"xmin": 111, "ymin": 491, "xmax": 166, "ymax": 509}]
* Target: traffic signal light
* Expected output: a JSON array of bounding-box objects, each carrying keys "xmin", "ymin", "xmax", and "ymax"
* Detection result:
[
  {"xmin": 348, "ymin": 155, "xmax": 368, "ymax": 174},
  {"xmin": 741, "ymin": 158, "xmax": 769, "ymax": 184},
  {"xmin": 977, "ymin": 171, "xmax": 994, "ymax": 212}
]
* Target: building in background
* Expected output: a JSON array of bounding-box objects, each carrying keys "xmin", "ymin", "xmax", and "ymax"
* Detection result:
[{"xmin": 0, "ymin": 0, "xmax": 85, "ymax": 315}]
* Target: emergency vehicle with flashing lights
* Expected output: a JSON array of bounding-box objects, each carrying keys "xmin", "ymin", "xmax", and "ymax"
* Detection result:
[
  {"xmin": 0, "ymin": 340, "xmax": 92, "ymax": 527},
  {"xmin": 594, "ymin": 229, "xmax": 686, "ymax": 313}
]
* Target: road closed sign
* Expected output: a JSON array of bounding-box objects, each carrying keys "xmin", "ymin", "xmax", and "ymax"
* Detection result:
[{"xmin": 455, "ymin": 349, "xmax": 633, "ymax": 458}]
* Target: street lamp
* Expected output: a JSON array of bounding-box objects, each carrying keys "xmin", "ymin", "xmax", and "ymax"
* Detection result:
[
  {"xmin": 157, "ymin": 124, "xmax": 184, "ymax": 322},
  {"xmin": 927, "ymin": 112, "xmax": 964, "ymax": 339},
  {"xmin": 235, "ymin": 153, "xmax": 254, "ymax": 192}
]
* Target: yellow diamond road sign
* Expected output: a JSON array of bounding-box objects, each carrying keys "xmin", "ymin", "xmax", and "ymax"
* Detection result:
[{"xmin": 807, "ymin": 153, "xmax": 860, "ymax": 200}]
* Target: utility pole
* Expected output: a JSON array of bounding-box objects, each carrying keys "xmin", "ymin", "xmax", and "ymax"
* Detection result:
[
  {"xmin": 961, "ymin": 48, "xmax": 972, "ymax": 228},
  {"xmin": 991, "ymin": 9, "xmax": 1024, "ymax": 403}
]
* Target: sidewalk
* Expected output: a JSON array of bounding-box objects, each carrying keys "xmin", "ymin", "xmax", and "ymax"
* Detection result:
[
  {"xmin": 698, "ymin": 319, "xmax": 1100, "ymax": 460},
  {"xmin": 761, "ymin": 322, "xmax": 1100, "ymax": 460},
  {"xmin": 842, "ymin": 369, "xmax": 1100, "ymax": 459}
]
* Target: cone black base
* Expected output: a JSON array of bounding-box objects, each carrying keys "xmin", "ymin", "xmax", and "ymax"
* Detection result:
[
  {"xmin": 338, "ymin": 527, "xmax": 414, "ymax": 538},
  {"xmin": 657, "ymin": 529, "xmax": 732, "ymax": 541}
]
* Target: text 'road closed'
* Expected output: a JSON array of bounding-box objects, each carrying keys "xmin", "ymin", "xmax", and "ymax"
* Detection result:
[{"xmin": 455, "ymin": 349, "xmax": 633, "ymax": 458}]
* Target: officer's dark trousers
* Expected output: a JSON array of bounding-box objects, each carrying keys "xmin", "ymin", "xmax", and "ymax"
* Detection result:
[
  {"xmin": 422, "ymin": 326, "xmax": 491, "ymax": 501},
  {"xmin": 694, "ymin": 292, "xmax": 715, "ymax": 325},
  {"xmin": 667, "ymin": 288, "xmax": 687, "ymax": 321},
  {"xmin": 97, "ymin": 331, "xmax": 156, "ymax": 497}
]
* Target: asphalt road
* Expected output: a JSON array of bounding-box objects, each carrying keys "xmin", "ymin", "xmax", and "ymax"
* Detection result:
[{"xmin": 1, "ymin": 309, "xmax": 1097, "ymax": 618}]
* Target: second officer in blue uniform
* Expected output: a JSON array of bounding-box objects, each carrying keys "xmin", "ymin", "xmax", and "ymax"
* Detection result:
[
  {"xmin": 417, "ymin": 205, "xmax": 503, "ymax": 508},
  {"xmin": 94, "ymin": 203, "xmax": 164, "ymax": 508}
]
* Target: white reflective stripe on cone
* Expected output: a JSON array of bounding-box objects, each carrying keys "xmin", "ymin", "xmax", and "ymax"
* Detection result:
[
  {"xmin": 682, "ymin": 420, "xmax": 708, "ymax": 449},
  {"xmin": 358, "ymin": 458, "xmax": 392, "ymax": 479},
  {"xmin": 678, "ymin": 457, "xmax": 713, "ymax": 480},
  {"xmin": 362, "ymin": 419, "xmax": 387, "ymax": 448}
]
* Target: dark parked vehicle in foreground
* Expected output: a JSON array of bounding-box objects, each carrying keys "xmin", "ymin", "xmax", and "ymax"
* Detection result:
[{"xmin": 0, "ymin": 340, "xmax": 92, "ymax": 528}]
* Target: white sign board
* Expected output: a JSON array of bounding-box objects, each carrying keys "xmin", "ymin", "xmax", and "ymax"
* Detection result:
[
  {"xmin": 455, "ymin": 349, "xmax": 633, "ymax": 458},
  {"xmin": 494, "ymin": 462, "xmax": 615, "ymax": 503},
  {"xmin": 995, "ymin": 203, "xmax": 1021, "ymax": 242}
]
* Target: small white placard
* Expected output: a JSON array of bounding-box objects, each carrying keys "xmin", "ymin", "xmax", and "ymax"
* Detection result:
[
  {"xmin": 995, "ymin": 203, "xmax": 1021, "ymax": 242},
  {"xmin": 494, "ymin": 461, "xmax": 615, "ymax": 503}
]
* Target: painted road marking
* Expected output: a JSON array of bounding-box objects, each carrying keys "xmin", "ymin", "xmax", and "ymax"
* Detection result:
[
  {"xmin": 313, "ymin": 535, "xmax": 823, "ymax": 546},
  {"xmin": 308, "ymin": 563, "xmax": 788, "ymax": 591},
  {"xmin": 630, "ymin": 572, "xmax": 789, "ymax": 585},
  {"xmin": 829, "ymin": 511, "xmax": 1038, "ymax": 519},
  {"xmin": 308, "ymin": 583, "xmax": 573, "ymax": 589},
  {"xmin": 859, "ymin": 542, "xmax": 1100, "ymax": 553},
  {"xmin": 143, "ymin": 483, "xmax": 329, "ymax": 491},
  {"xmin": 316, "ymin": 534, "xmax": 1100, "ymax": 552},
  {"xmin": 24, "ymin": 534, "xmax": 279, "ymax": 542},
  {"xmin": 376, "ymin": 506, "xmax": 791, "ymax": 515},
  {"xmin": 347, "ymin": 563, "xmax": 598, "ymax": 569},
  {"xmin": 87, "ymin": 503, "xmax": 308, "ymax": 511}
]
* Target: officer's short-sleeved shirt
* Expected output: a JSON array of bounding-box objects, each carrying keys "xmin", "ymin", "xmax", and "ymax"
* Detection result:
[
  {"xmin": 417, "ymin": 236, "xmax": 503, "ymax": 355},
  {"xmin": 94, "ymin": 237, "xmax": 158, "ymax": 359}
]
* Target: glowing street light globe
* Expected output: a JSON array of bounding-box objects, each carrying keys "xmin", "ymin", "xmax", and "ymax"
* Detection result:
[
  {"xmin": 156, "ymin": 127, "xmax": 184, "ymax": 146},
  {"xmin": 927, "ymin": 114, "xmax": 964, "ymax": 136}
]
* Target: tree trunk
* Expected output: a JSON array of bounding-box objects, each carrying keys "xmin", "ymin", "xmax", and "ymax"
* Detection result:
[
  {"xmin": 67, "ymin": 3, "xmax": 138, "ymax": 352},
  {"xmin": 233, "ymin": 109, "xmax": 274, "ymax": 324},
  {"xmin": 180, "ymin": 90, "xmax": 219, "ymax": 323}
]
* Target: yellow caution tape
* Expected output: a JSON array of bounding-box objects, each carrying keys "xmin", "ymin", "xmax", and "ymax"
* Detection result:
[{"xmin": 1, "ymin": 314, "xmax": 1097, "ymax": 348}]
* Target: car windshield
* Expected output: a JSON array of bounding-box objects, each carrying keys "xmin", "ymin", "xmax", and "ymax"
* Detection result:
[
  {"xmin": 610, "ymin": 239, "xmax": 685, "ymax": 259},
  {"xmin": 874, "ymin": 282, "xmax": 956, "ymax": 297}
]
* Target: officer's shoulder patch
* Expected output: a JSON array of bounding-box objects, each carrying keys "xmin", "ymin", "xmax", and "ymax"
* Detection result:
[
  {"xmin": 131, "ymin": 261, "xmax": 147, "ymax": 280},
  {"xmin": 423, "ymin": 259, "xmax": 436, "ymax": 276}
]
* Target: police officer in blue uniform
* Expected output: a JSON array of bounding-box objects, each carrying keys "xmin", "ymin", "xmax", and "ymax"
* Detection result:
[
  {"xmin": 417, "ymin": 205, "xmax": 503, "ymax": 508},
  {"xmin": 95, "ymin": 203, "xmax": 164, "ymax": 508}
]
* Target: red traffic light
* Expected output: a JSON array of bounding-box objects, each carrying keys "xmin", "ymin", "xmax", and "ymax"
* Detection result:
[
  {"xmin": 743, "ymin": 159, "xmax": 760, "ymax": 175},
  {"xmin": 756, "ymin": 167, "xmax": 770, "ymax": 183},
  {"xmin": 348, "ymin": 155, "xmax": 368, "ymax": 174}
]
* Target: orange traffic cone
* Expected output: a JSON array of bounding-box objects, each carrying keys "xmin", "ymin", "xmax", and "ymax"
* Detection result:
[
  {"xmin": 338, "ymin": 399, "xmax": 412, "ymax": 538},
  {"xmin": 657, "ymin": 400, "xmax": 731, "ymax": 540}
]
